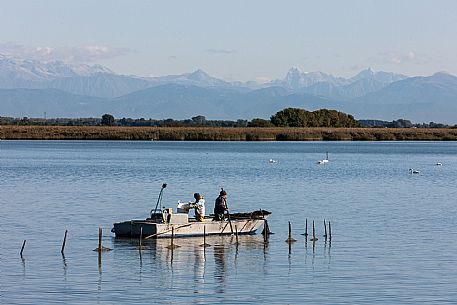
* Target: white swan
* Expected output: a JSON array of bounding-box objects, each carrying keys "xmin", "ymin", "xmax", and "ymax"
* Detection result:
[{"xmin": 317, "ymin": 152, "xmax": 329, "ymax": 164}]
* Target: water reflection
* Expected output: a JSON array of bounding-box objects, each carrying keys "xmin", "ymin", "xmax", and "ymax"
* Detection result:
[
  {"xmin": 312, "ymin": 240, "xmax": 316, "ymax": 266},
  {"xmin": 110, "ymin": 235, "xmax": 282, "ymax": 300},
  {"xmin": 213, "ymin": 244, "xmax": 226, "ymax": 294},
  {"xmin": 97, "ymin": 252, "xmax": 102, "ymax": 303},
  {"xmin": 21, "ymin": 256, "xmax": 26, "ymax": 279},
  {"xmin": 61, "ymin": 254, "xmax": 67, "ymax": 280},
  {"xmin": 97, "ymin": 252, "xmax": 102, "ymax": 273},
  {"xmin": 263, "ymin": 239, "xmax": 269, "ymax": 261},
  {"xmin": 327, "ymin": 241, "xmax": 332, "ymax": 264},
  {"xmin": 193, "ymin": 242, "xmax": 206, "ymax": 294}
]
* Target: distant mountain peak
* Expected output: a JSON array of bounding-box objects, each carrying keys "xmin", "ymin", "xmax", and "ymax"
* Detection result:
[
  {"xmin": 351, "ymin": 68, "xmax": 375, "ymax": 80},
  {"xmin": 277, "ymin": 67, "xmax": 346, "ymax": 90},
  {"xmin": 350, "ymin": 68, "xmax": 406, "ymax": 83},
  {"xmin": 187, "ymin": 69, "xmax": 211, "ymax": 80},
  {"xmin": 433, "ymin": 71, "xmax": 452, "ymax": 77},
  {"xmin": 428, "ymin": 71, "xmax": 457, "ymax": 83},
  {"xmin": 288, "ymin": 66, "xmax": 302, "ymax": 73},
  {"xmin": 0, "ymin": 55, "xmax": 114, "ymax": 82}
]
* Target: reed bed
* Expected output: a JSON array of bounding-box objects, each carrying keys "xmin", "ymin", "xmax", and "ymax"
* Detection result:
[{"xmin": 1, "ymin": 126, "xmax": 457, "ymax": 141}]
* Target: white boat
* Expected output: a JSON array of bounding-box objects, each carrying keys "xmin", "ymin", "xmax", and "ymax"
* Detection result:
[
  {"xmin": 111, "ymin": 184, "xmax": 270, "ymax": 238},
  {"xmin": 112, "ymin": 209, "xmax": 270, "ymax": 238}
]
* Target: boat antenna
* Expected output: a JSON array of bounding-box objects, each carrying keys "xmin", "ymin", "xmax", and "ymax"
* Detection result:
[{"xmin": 151, "ymin": 183, "xmax": 167, "ymax": 217}]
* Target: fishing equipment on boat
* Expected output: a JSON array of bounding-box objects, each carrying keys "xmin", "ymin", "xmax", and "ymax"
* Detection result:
[{"xmin": 150, "ymin": 183, "xmax": 167, "ymax": 218}]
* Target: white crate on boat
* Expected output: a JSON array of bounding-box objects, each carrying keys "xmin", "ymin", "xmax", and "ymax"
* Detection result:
[{"xmin": 169, "ymin": 213, "xmax": 188, "ymax": 224}]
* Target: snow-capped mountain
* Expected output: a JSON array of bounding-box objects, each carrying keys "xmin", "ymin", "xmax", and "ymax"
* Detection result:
[
  {"xmin": 1, "ymin": 55, "xmax": 457, "ymax": 123},
  {"xmin": 147, "ymin": 69, "xmax": 232, "ymax": 88},
  {"xmin": 350, "ymin": 67, "xmax": 406, "ymax": 83},
  {"xmin": 272, "ymin": 67, "xmax": 406, "ymax": 99},
  {"xmin": 271, "ymin": 67, "xmax": 349, "ymax": 90},
  {"xmin": 0, "ymin": 55, "xmax": 238, "ymax": 97},
  {"xmin": 0, "ymin": 54, "xmax": 112, "ymax": 83}
]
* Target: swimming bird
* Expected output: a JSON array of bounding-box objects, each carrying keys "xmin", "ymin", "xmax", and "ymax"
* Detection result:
[
  {"xmin": 409, "ymin": 168, "xmax": 420, "ymax": 174},
  {"xmin": 317, "ymin": 152, "xmax": 329, "ymax": 164},
  {"xmin": 269, "ymin": 159, "xmax": 277, "ymax": 163},
  {"xmin": 436, "ymin": 162, "xmax": 442, "ymax": 166}
]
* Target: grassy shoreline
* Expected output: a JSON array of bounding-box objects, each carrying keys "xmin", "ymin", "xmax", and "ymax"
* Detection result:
[{"xmin": 1, "ymin": 125, "xmax": 457, "ymax": 141}]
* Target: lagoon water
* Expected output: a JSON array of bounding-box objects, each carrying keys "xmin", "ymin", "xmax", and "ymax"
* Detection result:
[{"xmin": 1, "ymin": 141, "xmax": 457, "ymax": 304}]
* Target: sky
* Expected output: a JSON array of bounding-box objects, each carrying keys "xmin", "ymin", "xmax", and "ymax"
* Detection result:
[{"xmin": 1, "ymin": 0, "xmax": 456, "ymax": 82}]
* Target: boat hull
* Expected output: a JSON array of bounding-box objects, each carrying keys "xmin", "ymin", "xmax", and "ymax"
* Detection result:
[{"xmin": 112, "ymin": 217, "xmax": 267, "ymax": 238}]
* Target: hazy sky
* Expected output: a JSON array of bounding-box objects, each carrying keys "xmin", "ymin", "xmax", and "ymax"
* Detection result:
[{"xmin": 1, "ymin": 0, "xmax": 456, "ymax": 81}]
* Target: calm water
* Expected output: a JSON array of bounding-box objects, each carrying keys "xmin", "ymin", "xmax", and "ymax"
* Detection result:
[{"xmin": 1, "ymin": 141, "xmax": 457, "ymax": 304}]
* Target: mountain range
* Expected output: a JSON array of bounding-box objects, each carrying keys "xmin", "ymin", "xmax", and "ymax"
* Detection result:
[{"xmin": 1, "ymin": 55, "xmax": 457, "ymax": 123}]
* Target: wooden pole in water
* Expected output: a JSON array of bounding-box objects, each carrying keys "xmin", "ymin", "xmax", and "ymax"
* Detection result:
[
  {"xmin": 93, "ymin": 226, "xmax": 111, "ymax": 252},
  {"xmin": 328, "ymin": 221, "xmax": 332, "ymax": 242},
  {"xmin": 98, "ymin": 227, "xmax": 102, "ymax": 252},
  {"xmin": 289, "ymin": 221, "xmax": 292, "ymax": 240},
  {"xmin": 301, "ymin": 218, "xmax": 308, "ymax": 237},
  {"xmin": 310, "ymin": 220, "xmax": 318, "ymax": 241},
  {"xmin": 171, "ymin": 227, "xmax": 174, "ymax": 248},
  {"xmin": 61, "ymin": 230, "xmax": 68, "ymax": 255},
  {"xmin": 166, "ymin": 226, "xmax": 180, "ymax": 250},
  {"xmin": 323, "ymin": 219, "xmax": 328, "ymax": 240},
  {"xmin": 20, "ymin": 240, "xmax": 26, "ymax": 256},
  {"xmin": 263, "ymin": 221, "xmax": 268, "ymax": 243},
  {"xmin": 235, "ymin": 225, "xmax": 239, "ymax": 245},
  {"xmin": 203, "ymin": 226, "xmax": 206, "ymax": 245},
  {"xmin": 305, "ymin": 218, "xmax": 308, "ymax": 237},
  {"xmin": 139, "ymin": 227, "xmax": 143, "ymax": 251},
  {"xmin": 285, "ymin": 221, "xmax": 296, "ymax": 243},
  {"xmin": 201, "ymin": 226, "xmax": 211, "ymax": 247}
]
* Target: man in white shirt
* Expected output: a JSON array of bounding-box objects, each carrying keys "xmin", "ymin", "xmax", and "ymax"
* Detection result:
[{"xmin": 189, "ymin": 193, "xmax": 205, "ymax": 222}]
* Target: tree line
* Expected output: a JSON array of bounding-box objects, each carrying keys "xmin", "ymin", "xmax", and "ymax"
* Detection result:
[{"xmin": 1, "ymin": 108, "xmax": 454, "ymax": 128}]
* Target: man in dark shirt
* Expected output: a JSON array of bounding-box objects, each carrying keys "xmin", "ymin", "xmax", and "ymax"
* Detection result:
[{"xmin": 214, "ymin": 188, "xmax": 228, "ymax": 221}]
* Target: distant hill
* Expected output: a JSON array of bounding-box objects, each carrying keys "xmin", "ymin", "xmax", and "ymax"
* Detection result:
[
  {"xmin": 270, "ymin": 67, "xmax": 406, "ymax": 99},
  {"xmin": 1, "ymin": 55, "xmax": 457, "ymax": 123},
  {"xmin": 110, "ymin": 84, "xmax": 337, "ymax": 119},
  {"xmin": 146, "ymin": 69, "xmax": 234, "ymax": 88},
  {"xmin": 0, "ymin": 88, "xmax": 108, "ymax": 117},
  {"xmin": 346, "ymin": 72, "xmax": 457, "ymax": 122},
  {"xmin": 42, "ymin": 73, "xmax": 152, "ymax": 98},
  {"xmin": 0, "ymin": 84, "xmax": 338, "ymax": 120}
]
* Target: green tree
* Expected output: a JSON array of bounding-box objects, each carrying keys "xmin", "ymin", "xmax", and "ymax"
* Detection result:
[
  {"xmin": 191, "ymin": 115, "xmax": 206, "ymax": 125},
  {"xmin": 101, "ymin": 114, "xmax": 115, "ymax": 126},
  {"xmin": 248, "ymin": 118, "xmax": 274, "ymax": 127},
  {"xmin": 271, "ymin": 107, "xmax": 360, "ymax": 128},
  {"xmin": 391, "ymin": 119, "xmax": 412, "ymax": 128},
  {"xmin": 270, "ymin": 108, "xmax": 310, "ymax": 127}
]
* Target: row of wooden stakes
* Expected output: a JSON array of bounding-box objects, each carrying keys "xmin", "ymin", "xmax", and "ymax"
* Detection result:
[
  {"xmin": 19, "ymin": 228, "xmax": 111, "ymax": 257},
  {"xmin": 18, "ymin": 219, "xmax": 332, "ymax": 256},
  {"xmin": 284, "ymin": 219, "xmax": 332, "ymax": 244}
]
